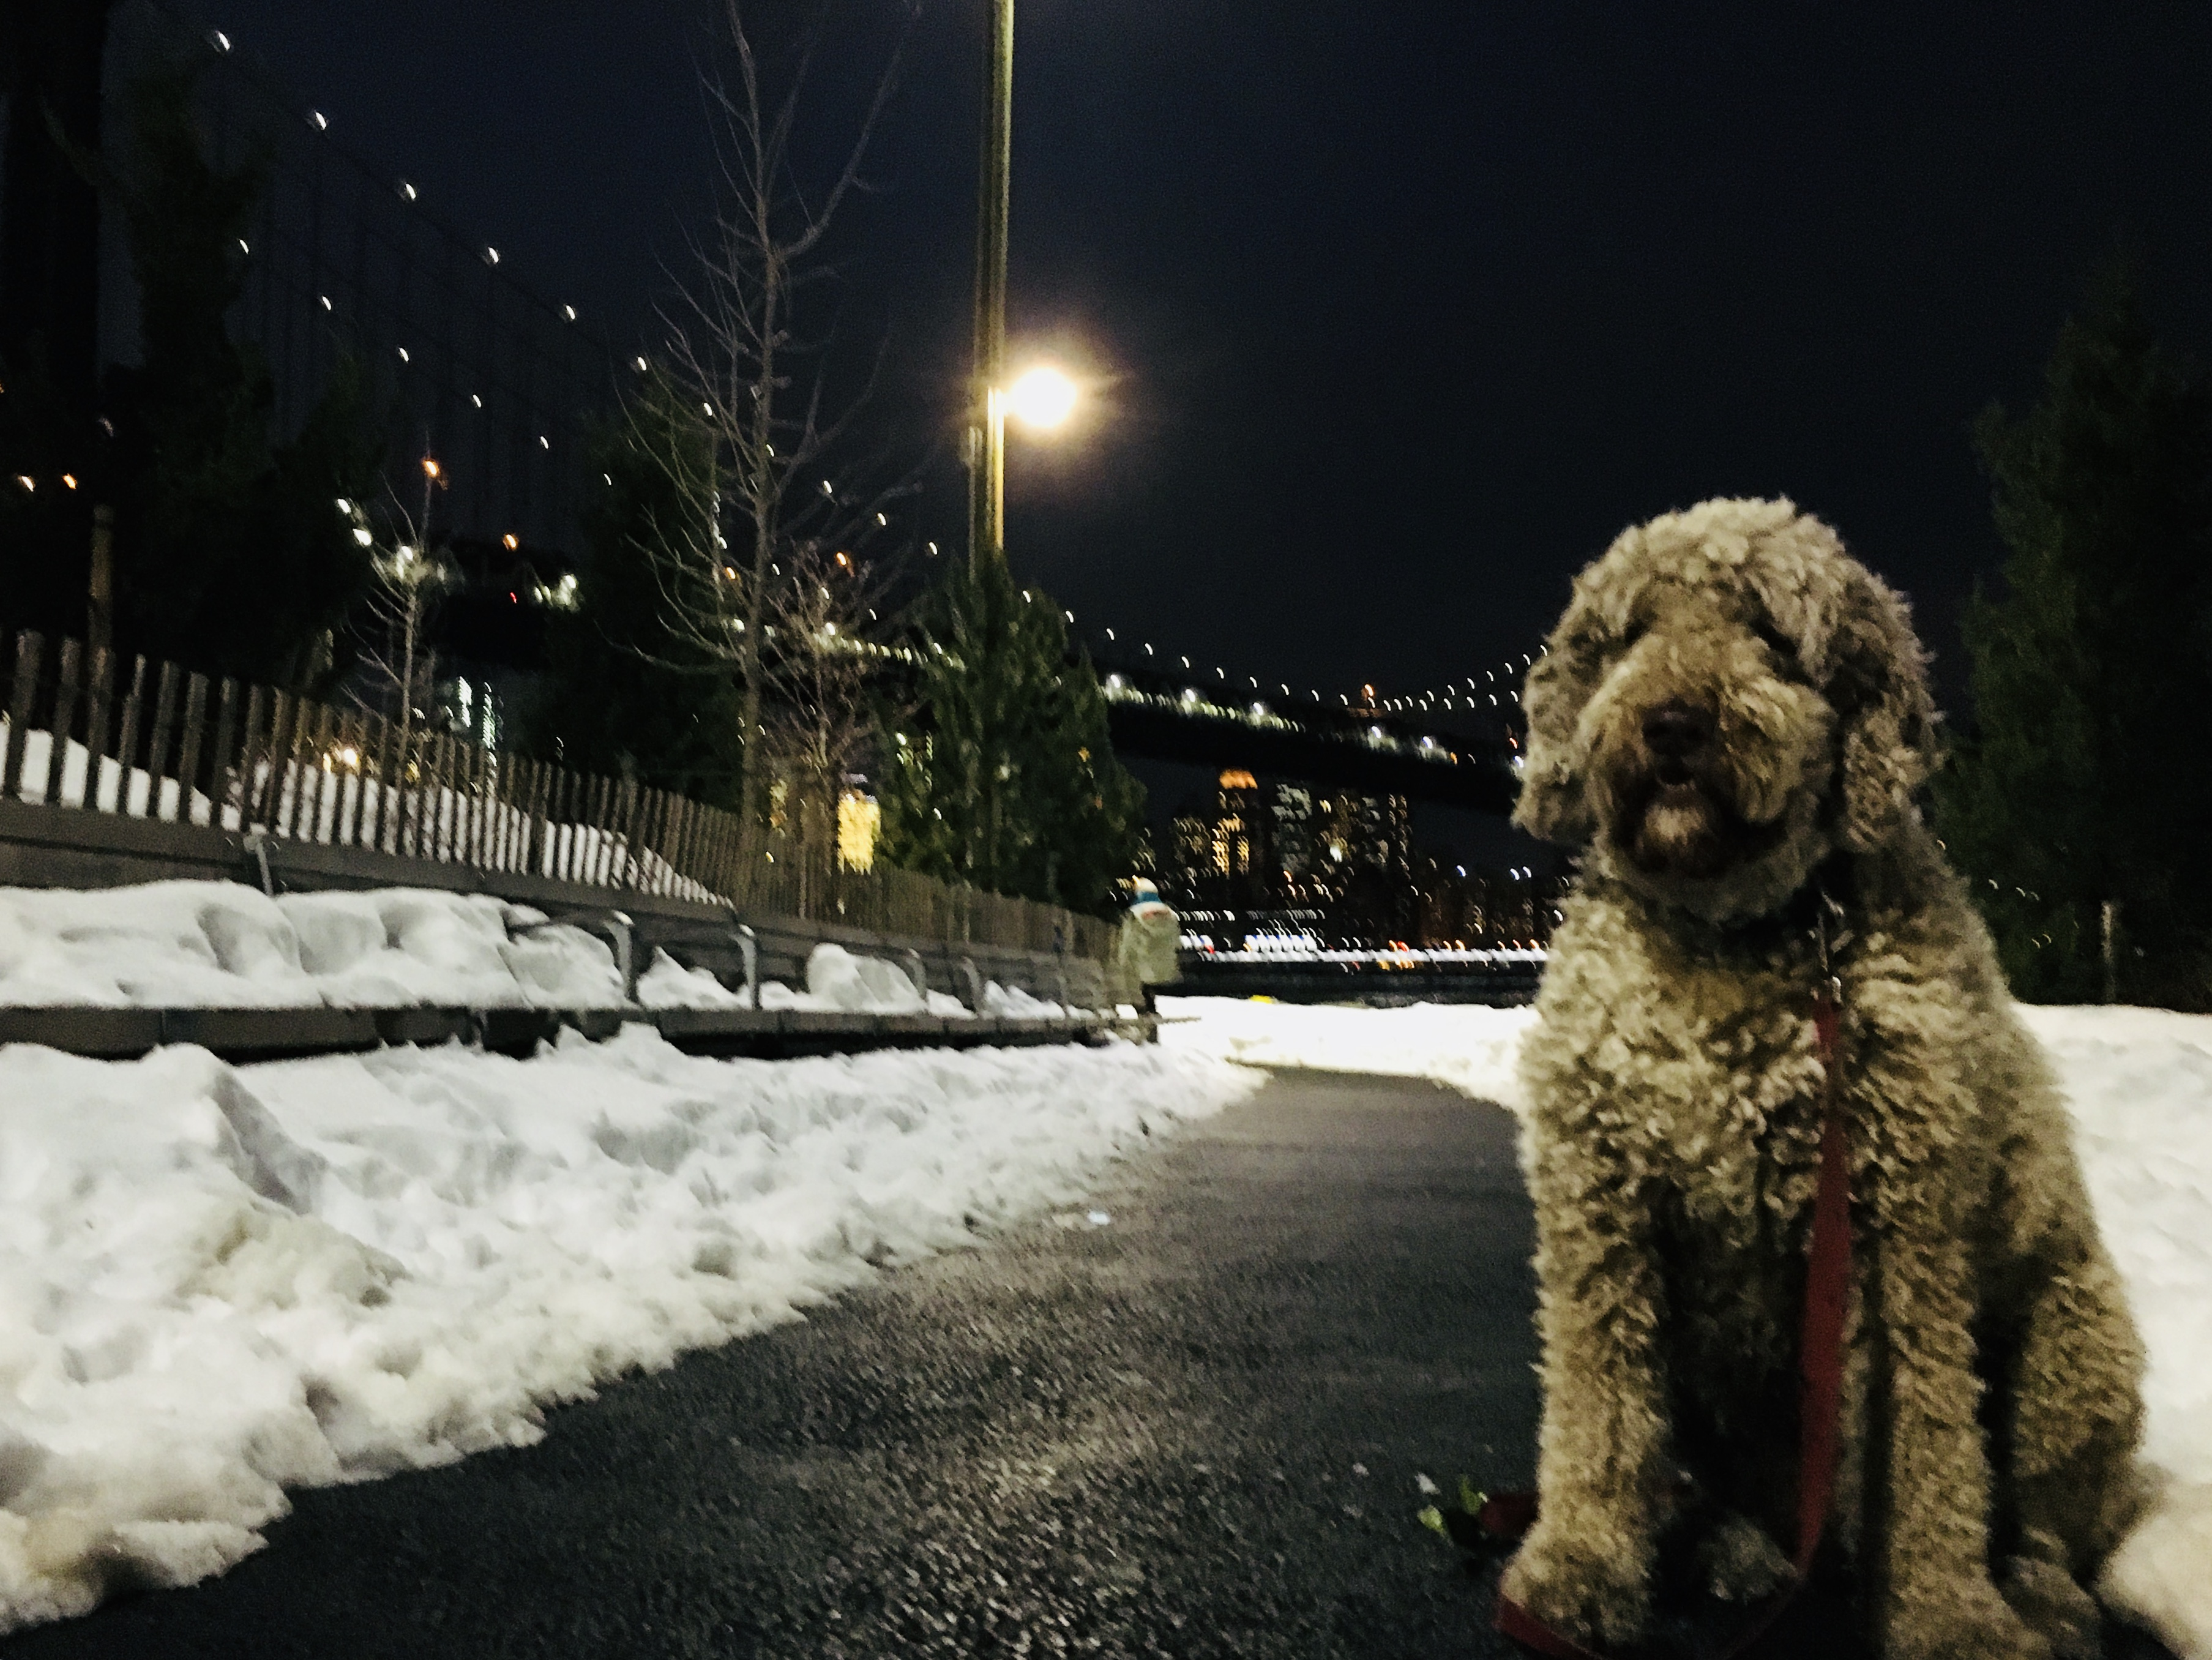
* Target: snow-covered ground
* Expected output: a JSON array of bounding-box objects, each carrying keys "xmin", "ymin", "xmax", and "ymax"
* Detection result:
[
  {"xmin": 0, "ymin": 1028, "xmax": 1256, "ymax": 1634},
  {"xmin": 1159, "ymin": 995, "xmax": 1538, "ymax": 1108},
  {"xmin": 0, "ymin": 881, "xmax": 1056, "ymax": 1018},
  {"xmin": 1163, "ymin": 994, "xmax": 2212, "ymax": 1658},
  {"xmin": 3, "ymin": 957, "xmax": 2203, "ymax": 1650}
]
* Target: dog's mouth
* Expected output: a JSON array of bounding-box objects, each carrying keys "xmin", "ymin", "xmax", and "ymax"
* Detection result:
[{"xmin": 1615, "ymin": 767, "xmax": 1781, "ymax": 881}]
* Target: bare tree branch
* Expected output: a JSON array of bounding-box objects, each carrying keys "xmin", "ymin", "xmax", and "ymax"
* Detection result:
[{"xmin": 629, "ymin": 0, "xmax": 919, "ymax": 861}]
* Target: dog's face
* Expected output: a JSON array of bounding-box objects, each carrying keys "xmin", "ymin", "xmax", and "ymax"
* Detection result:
[{"xmin": 1514, "ymin": 498, "xmax": 1939, "ymax": 923}]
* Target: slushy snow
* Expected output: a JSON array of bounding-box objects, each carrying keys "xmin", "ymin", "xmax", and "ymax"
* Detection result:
[
  {"xmin": 0, "ymin": 1028, "xmax": 1255, "ymax": 1632},
  {"xmin": 1163, "ymin": 995, "xmax": 2212, "ymax": 1658}
]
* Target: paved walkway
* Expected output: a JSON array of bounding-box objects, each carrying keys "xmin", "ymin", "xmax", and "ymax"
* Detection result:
[{"xmin": 10, "ymin": 1069, "xmax": 2177, "ymax": 1658}]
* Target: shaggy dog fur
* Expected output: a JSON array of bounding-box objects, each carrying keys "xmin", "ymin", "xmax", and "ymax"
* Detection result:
[{"xmin": 1501, "ymin": 499, "xmax": 2145, "ymax": 1659}]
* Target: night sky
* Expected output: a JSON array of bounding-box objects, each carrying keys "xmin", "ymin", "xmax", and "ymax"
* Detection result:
[{"xmin": 193, "ymin": 1, "xmax": 2212, "ymax": 850}]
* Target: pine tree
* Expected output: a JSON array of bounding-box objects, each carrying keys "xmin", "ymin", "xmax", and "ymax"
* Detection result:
[
  {"xmin": 523, "ymin": 372, "xmax": 747, "ymax": 804},
  {"xmin": 1936, "ymin": 268, "xmax": 2212, "ymax": 1009},
  {"xmin": 879, "ymin": 554, "xmax": 1145, "ymax": 916}
]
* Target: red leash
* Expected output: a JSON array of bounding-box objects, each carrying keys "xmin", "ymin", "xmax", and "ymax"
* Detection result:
[{"xmin": 1493, "ymin": 988, "xmax": 1853, "ymax": 1659}]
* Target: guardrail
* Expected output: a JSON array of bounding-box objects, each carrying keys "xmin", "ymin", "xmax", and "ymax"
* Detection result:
[{"xmin": 1, "ymin": 627, "xmax": 1114, "ymax": 962}]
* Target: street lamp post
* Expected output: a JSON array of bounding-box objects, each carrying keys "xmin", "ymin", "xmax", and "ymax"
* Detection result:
[{"xmin": 966, "ymin": 0, "xmax": 1015, "ymax": 567}]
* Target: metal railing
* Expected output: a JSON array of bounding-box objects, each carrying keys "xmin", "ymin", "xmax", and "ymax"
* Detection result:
[{"xmin": 0, "ymin": 628, "xmax": 1115, "ymax": 962}]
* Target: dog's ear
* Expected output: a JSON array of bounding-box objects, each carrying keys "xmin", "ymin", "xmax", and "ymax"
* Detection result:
[
  {"xmin": 1512, "ymin": 605, "xmax": 1604, "ymax": 846},
  {"xmin": 1826, "ymin": 567, "xmax": 1941, "ymax": 852}
]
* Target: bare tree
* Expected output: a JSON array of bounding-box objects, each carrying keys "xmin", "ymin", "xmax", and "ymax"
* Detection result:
[
  {"xmin": 340, "ymin": 453, "xmax": 455, "ymax": 770},
  {"xmin": 646, "ymin": 0, "xmax": 917, "ymax": 854}
]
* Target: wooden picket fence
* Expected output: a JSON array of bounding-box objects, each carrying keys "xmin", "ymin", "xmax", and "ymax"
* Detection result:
[{"xmin": 0, "ymin": 629, "xmax": 1115, "ymax": 960}]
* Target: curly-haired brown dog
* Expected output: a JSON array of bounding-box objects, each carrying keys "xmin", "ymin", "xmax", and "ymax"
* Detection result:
[{"xmin": 1502, "ymin": 498, "xmax": 2145, "ymax": 1659}]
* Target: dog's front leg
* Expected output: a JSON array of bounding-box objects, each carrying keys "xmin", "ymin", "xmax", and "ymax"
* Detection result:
[
  {"xmin": 1501, "ymin": 1194, "xmax": 1671, "ymax": 1649},
  {"xmin": 1868, "ymin": 1231, "xmax": 2051, "ymax": 1660}
]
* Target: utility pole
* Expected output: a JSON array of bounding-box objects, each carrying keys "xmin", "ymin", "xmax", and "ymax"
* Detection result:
[{"xmin": 965, "ymin": 0, "xmax": 1014, "ymax": 567}]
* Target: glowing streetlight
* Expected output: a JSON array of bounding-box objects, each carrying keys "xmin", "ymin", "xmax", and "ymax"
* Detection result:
[{"xmin": 1006, "ymin": 364, "xmax": 1077, "ymax": 431}]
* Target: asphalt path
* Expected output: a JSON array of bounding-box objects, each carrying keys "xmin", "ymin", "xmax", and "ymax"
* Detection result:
[{"xmin": 9, "ymin": 1069, "xmax": 2180, "ymax": 1659}]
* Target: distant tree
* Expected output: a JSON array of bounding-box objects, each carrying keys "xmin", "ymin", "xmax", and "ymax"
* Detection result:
[
  {"xmin": 643, "ymin": 0, "xmax": 914, "ymax": 847},
  {"xmin": 1936, "ymin": 267, "xmax": 2212, "ymax": 1009},
  {"xmin": 878, "ymin": 553, "xmax": 1145, "ymax": 916},
  {"xmin": 99, "ymin": 68, "xmax": 379, "ymax": 686},
  {"xmin": 523, "ymin": 373, "xmax": 747, "ymax": 805}
]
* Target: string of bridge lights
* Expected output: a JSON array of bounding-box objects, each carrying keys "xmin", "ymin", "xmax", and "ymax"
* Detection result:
[
  {"xmin": 1074, "ymin": 619, "xmax": 1545, "ymax": 717},
  {"xmin": 973, "ymin": 589, "xmax": 1547, "ymax": 720},
  {"xmin": 597, "ymin": 459, "xmax": 1549, "ymax": 722},
  {"xmin": 202, "ymin": 20, "xmax": 586, "ymax": 413},
  {"xmin": 189, "ymin": 20, "xmax": 1540, "ymax": 722},
  {"xmin": 214, "ymin": 0, "xmax": 1538, "ymax": 725}
]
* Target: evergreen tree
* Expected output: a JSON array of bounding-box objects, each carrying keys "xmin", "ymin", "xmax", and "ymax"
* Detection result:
[
  {"xmin": 878, "ymin": 553, "xmax": 1145, "ymax": 916},
  {"xmin": 1936, "ymin": 268, "xmax": 2212, "ymax": 1009},
  {"xmin": 100, "ymin": 68, "xmax": 379, "ymax": 686},
  {"xmin": 523, "ymin": 372, "xmax": 746, "ymax": 804}
]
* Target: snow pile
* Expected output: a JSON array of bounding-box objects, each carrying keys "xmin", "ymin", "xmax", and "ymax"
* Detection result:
[
  {"xmin": 0, "ymin": 883, "xmax": 1000, "ymax": 1016},
  {"xmin": 632, "ymin": 950, "xmax": 747, "ymax": 1009},
  {"xmin": 0, "ymin": 882, "xmax": 620, "ymax": 1009},
  {"xmin": 1159, "ymin": 995, "xmax": 1536, "ymax": 1108},
  {"xmin": 983, "ymin": 979, "xmax": 1071, "ymax": 1019},
  {"xmin": 0, "ymin": 1030, "xmax": 1258, "ymax": 1633},
  {"xmin": 1165, "ymin": 994, "xmax": 2212, "ymax": 1656},
  {"xmin": 803, "ymin": 943, "xmax": 973, "ymax": 1018},
  {"xmin": 631, "ymin": 944, "xmax": 979, "ymax": 1019},
  {"xmin": 283, "ymin": 890, "xmax": 618, "ymax": 1009}
]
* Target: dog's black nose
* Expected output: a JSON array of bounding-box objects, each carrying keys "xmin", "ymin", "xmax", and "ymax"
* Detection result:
[{"xmin": 1642, "ymin": 702, "xmax": 1713, "ymax": 758}]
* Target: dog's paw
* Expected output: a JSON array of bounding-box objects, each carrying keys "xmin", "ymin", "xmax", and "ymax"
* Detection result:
[
  {"xmin": 1881, "ymin": 1580, "xmax": 2055, "ymax": 1660},
  {"xmin": 1499, "ymin": 1523, "xmax": 1651, "ymax": 1648},
  {"xmin": 1998, "ymin": 1555, "xmax": 2099, "ymax": 1660},
  {"xmin": 1695, "ymin": 1509, "xmax": 1795, "ymax": 1604}
]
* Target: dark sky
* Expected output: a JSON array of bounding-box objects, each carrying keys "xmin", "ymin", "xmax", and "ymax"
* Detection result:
[{"xmin": 196, "ymin": 0, "xmax": 2212, "ymax": 830}]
